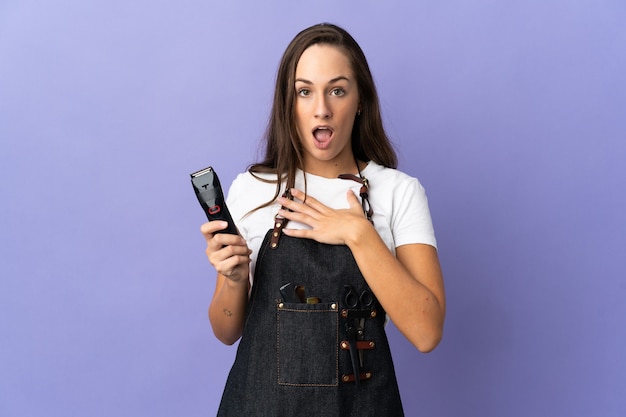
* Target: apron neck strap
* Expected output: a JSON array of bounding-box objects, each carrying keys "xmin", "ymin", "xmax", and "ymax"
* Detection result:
[
  {"xmin": 270, "ymin": 189, "xmax": 293, "ymax": 249},
  {"xmin": 337, "ymin": 173, "xmax": 374, "ymax": 224}
]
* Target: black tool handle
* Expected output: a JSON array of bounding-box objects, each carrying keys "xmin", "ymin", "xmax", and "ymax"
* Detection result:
[{"xmin": 190, "ymin": 166, "xmax": 238, "ymax": 235}]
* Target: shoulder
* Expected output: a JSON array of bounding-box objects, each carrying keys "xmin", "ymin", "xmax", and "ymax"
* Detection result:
[
  {"xmin": 228, "ymin": 171, "xmax": 277, "ymax": 201},
  {"xmin": 363, "ymin": 162, "xmax": 437, "ymax": 249},
  {"xmin": 228, "ymin": 169, "xmax": 281, "ymax": 212},
  {"xmin": 226, "ymin": 170, "xmax": 279, "ymax": 217},
  {"xmin": 229, "ymin": 170, "xmax": 276, "ymax": 190},
  {"xmin": 226, "ymin": 170, "xmax": 281, "ymax": 242},
  {"xmin": 364, "ymin": 161, "xmax": 418, "ymax": 181},
  {"xmin": 364, "ymin": 162, "xmax": 425, "ymax": 196}
]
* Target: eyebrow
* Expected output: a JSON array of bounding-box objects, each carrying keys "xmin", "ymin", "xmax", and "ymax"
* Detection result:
[{"xmin": 295, "ymin": 76, "xmax": 351, "ymax": 84}]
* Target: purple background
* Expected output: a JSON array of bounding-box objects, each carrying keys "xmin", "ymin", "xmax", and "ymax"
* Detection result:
[{"xmin": 1, "ymin": 1, "xmax": 625, "ymax": 416}]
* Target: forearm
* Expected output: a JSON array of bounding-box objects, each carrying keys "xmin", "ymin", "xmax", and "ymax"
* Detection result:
[
  {"xmin": 208, "ymin": 274, "xmax": 249, "ymax": 345},
  {"xmin": 346, "ymin": 220, "xmax": 445, "ymax": 352}
]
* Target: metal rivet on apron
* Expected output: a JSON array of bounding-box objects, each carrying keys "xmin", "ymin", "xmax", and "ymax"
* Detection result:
[
  {"xmin": 342, "ymin": 375, "xmax": 350, "ymax": 382},
  {"xmin": 365, "ymin": 372, "xmax": 372, "ymax": 379},
  {"xmin": 271, "ymin": 242, "xmax": 277, "ymax": 248},
  {"xmin": 331, "ymin": 303, "xmax": 337, "ymax": 310},
  {"xmin": 275, "ymin": 222, "xmax": 281, "ymax": 228},
  {"xmin": 273, "ymin": 232, "xmax": 279, "ymax": 237},
  {"xmin": 369, "ymin": 341, "xmax": 375, "ymax": 348},
  {"xmin": 278, "ymin": 302, "xmax": 284, "ymax": 309},
  {"xmin": 370, "ymin": 310, "xmax": 377, "ymax": 318},
  {"xmin": 340, "ymin": 341, "xmax": 349, "ymax": 349}
]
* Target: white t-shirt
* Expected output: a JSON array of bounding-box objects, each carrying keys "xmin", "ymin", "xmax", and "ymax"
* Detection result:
[{"xmin": 226, "ymin": 161, "xmax": 437, "ymax": 280}]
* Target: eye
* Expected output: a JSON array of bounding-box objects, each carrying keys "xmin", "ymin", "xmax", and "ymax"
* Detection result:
[
  {"xmin": 297, "ymin": 88, "xmax": 311, "ymax": 97},
  {"xmin": 330, "ymin": 88, "xmax": 345, "ymax": 97}
]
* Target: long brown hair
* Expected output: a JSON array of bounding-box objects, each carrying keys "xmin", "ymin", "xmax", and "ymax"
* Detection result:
[{"xmin": 249, "ymin": 23, "xmax": 397, "ymax": 205}]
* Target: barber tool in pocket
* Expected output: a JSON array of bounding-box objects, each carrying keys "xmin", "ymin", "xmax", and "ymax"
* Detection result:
[
  {"xmin": 341, "ymin": 284, "xmax": 378, "ymax": 387},
  {"xmin": 279, "ymin": 283, "xmax": 321, "ymax": 304}
]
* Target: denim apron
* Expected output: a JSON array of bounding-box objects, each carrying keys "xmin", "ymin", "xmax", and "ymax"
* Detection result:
[{"xmin": 217, "ymin": 228, "xmax": 405, "ymax": 416}]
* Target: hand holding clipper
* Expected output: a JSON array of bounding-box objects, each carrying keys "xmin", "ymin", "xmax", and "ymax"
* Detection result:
[{"xmin": 191, "ymin": 166, "xmax": 238, "ymax": 235}]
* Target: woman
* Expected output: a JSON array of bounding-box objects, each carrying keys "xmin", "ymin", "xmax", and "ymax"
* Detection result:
[{"xmin": 201, "ymin": 23, "xmax": 445, "ymax": 416}]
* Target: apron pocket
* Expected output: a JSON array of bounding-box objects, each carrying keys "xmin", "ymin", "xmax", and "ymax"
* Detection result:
[{"xmin": 276, "ymin": 301, "xmax": 339, "ymax": 387}]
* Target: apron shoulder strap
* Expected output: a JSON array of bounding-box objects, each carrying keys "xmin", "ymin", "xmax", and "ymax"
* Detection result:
[
  {"xmin": 337, "ymin": 173, "xmax": 374, "ymax": 224},
  {"xmin": 270, "ymin": 189, "xmax": 293, "ymax": 249}
]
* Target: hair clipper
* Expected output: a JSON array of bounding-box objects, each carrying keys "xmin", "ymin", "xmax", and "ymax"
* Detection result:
[{"xmin": 190, "ymin": 166, "xmax": 238, "ymax": 235}]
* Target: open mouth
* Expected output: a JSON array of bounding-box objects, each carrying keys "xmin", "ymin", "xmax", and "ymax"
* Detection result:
[{"xmin": 313, "ymin": 127, "xmax": 333, "ymax": 149}]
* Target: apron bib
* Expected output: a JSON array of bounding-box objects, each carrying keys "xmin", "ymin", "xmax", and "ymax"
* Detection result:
[{"xmin": 217, "ymin": 230, "xmax": 404, "ymax": 416}]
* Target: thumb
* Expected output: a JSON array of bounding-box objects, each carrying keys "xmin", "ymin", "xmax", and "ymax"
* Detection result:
[{"xmin": 346, "ymin": 190, "xmax": 362, "ymax": 210}]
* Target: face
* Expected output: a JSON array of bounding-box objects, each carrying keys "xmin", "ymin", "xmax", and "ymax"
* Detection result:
[{"xmin": 294, "ymin": 44, "xmax": 360, "ymax": 176}]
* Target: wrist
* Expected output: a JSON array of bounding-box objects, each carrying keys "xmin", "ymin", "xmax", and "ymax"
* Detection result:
[
  {"xmin": 344, "ymin": 216, "xmax": 377, "ymax": 249},
  {"xmin": 223, "ymin": 274, "xmax": 250, "ymax": 292}
]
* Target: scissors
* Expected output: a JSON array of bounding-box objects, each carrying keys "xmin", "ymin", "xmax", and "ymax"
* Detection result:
[
  {"xmin": 343, "ymin": 285, "xmax": 374, "ymax": 311},
  {"xmin": 343, "ymin": 285, "xmax": 375, "ymax": 384}
]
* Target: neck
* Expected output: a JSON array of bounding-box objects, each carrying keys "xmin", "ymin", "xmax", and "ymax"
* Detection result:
[{"xmin": 302, "ymin": 156, "xmax": 364, "ymax": 178}]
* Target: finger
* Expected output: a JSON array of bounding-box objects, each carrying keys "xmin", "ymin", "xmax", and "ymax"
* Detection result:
[
  {"xmin": 213, "ymin": 232, "xmax": 246, "ymax": 247},
  {"xmin": 281, "ymin": 189, "xmax": 332, "ymax": 218},
  {"xmin": 277, "ymin": 196, "xmax": 318, "ymax": 218},
  {"xmin": 281, "ymin": 227, "xmax": 312, "ymax": 239},
  {"xmin": 288, "ymin": 187, "xmax": 306, "ymax": 201},
  {"xmin": 201, "ymin": 222, "xmax": 244, "ymax": 248},
  {"xmin": 200, "ymin": 220, "xmax": 229, "ymax": 236},
  {"xmin": 208, "ymin": 244, "xmax": 251, "ymax": 266},
  {"xmin": 289, "ymin": 188, "xmax": 327, "ymax": 212},
  {"xmin": 346, "ymin": 190, "xmax": 364, "ymax": 213},
  {"xmin": 278, "ymin": 208, "xmax": 314, "ymax": 226}
]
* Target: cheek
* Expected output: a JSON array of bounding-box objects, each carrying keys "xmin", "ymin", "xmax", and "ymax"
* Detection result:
[
  {"xmin": 338, "ymin": 101, "xmax": 358, "ymax": 121},
  {"xmin": 294, "ymin": 103, "xmax": 306, "ymax": 125},
  {"xmin": 294, "ymin": 113, "xmax": 305, "ymax": 135},
  {"xmin": 294, "ymin": 119, "xmax": 308, "ymax": 145},
  {"xmin": 338, "ymin": 110, "xmax": 356, "ymax": 132}
]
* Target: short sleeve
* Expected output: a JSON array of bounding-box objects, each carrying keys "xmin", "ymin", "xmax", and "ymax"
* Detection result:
[{"xmin": 391, "ymin": 178, "xmax": 437, "ymax": 249}]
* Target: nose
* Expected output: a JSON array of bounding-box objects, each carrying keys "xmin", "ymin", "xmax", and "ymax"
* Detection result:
[{"xmin": 314, "ymin": 96, "xmax": 332, "ymax": 119}]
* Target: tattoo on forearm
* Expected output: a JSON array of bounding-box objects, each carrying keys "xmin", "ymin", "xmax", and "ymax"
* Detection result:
[{"xmin": 223, "ymin": 308, "xmax": 233, "ymax": 317}]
